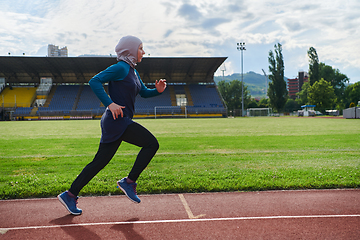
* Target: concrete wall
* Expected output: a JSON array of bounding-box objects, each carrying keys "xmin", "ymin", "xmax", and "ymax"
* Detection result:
[{"xmin": 343, "ymin": 107, "xmax": 360, "ymax": 119}]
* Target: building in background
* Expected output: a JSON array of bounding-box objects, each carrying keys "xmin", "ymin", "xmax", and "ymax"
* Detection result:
[
  {"xmin": 48, "ymin": 44, "xmax": 68, "ymax": 57},
  {"xmin": 287, "ymin": 71, "xmax": 309, "ymax": 100}
]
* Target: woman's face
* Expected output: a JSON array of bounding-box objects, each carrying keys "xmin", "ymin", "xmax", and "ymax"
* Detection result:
[{"xmin": 137, "ymin": 43, "xmax": 145, "ymax": 62}]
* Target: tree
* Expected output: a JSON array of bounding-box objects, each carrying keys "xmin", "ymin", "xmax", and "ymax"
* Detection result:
[
  {"xmin": 319, "ymin": 62, "xmax": 349, "ymax": 102},
  {"xmin": 308, "ymin": 47, "xmax": 320, "ymax": 85},
  {"xmin": 218, "ymin": 80, "xmax": 251, "ymax": 115},
  {"xmin": 307, "ymin": 47, "xmax": 349, "ymax": 110},
  {"xmin": 296, "ymin": 81, "xmax": 310, "ymax": 105},
  {"xmin": 258, "ymin": 98, "xmax": 269, "ymax": 108},
  {"xmin": 344, "ymin": 81, "xmax": 360, "ymax": 108},
  {"xmin": 284, "ymin": 99, "xmax": 301, "ymax": 112},
  {"xmin": 247, "ymin": 99, "xmax": 259, "ymax": 108},
  {"xmin": 308, "ymin": 78, "xmax": 337, "ymax": 112},
  {"xmin": 268, "ymin": 43, "xmax": 288, "ymax": 112}
]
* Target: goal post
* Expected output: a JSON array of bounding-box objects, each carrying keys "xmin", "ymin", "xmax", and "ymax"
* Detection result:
[
  {"xmin": 154, "ymin": 106, "xmax": 187, "ymax": 119},
  {"xmin": 247, "ymin": 108, "xmax": 272, "ymax": 117}
]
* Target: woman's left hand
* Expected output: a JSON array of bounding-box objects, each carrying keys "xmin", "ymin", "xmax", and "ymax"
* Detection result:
[{"xmin": 155, "ymin": 79, "xmax": 167, "ymax": 93}]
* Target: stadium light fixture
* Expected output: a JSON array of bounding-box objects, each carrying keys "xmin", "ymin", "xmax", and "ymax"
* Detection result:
[{"xmin": 237, "ymin": 42, "xmax": 246, "ymax": 117}]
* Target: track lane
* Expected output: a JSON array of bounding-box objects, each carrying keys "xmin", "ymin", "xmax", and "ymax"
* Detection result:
[{"xmin": 1, "ymin": 189, "xmax": 359, "ymax": 239}]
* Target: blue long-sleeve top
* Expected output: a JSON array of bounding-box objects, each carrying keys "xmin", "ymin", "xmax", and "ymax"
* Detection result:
[{"xmin": 89, "ymin": 61, "xmax": 161, "ymax": 143}]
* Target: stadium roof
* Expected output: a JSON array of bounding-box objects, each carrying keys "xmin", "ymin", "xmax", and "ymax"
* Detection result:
[{"xmin": 0, "ymin": 56, "xmax": 227, "ymax": 84}]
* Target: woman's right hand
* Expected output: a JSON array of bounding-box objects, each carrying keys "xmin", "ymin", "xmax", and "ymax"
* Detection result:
[{"xmin": 108, "ymin": 102, "xmax": 125, "ymax": 120}]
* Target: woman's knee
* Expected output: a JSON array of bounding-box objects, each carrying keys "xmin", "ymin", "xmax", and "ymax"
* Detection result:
[{"xmin": 149, "ymin": 136, "xmax": 159, "ymax": 151}]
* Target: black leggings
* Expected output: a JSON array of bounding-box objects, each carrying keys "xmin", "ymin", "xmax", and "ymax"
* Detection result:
[{"xmin": 69, "ymin": 122, "xmax": 159, "ymax": 196}]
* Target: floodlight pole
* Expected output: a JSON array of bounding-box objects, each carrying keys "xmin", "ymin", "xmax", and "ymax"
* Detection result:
[
  {"xmin": 262, "ymin": 69, "xmax": 268, "ymax": 99},
  {"xmin": 237, "ymin": 42, "xmax": 246, "ymax": 117}
]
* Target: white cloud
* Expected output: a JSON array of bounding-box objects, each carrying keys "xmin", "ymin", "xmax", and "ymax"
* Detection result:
[{"xmin": 0, "ymin": 0, "xmax": 359, "ymax": 82}]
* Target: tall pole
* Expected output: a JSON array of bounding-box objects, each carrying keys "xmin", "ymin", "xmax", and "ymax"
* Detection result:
[
  {"xmin": 237, "ymin": 42, "xmax": 246, "ymax": 116},
  {"xmin": 241, "ymin": 48, "xmax": 244, "ymax": 116},
  {"xmin": 262, "ymin": 69, "xmax": 268, "ymax": 99}
]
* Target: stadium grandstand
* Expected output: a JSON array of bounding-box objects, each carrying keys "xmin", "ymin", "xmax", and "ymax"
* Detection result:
[{"xmin": 0, "ymin": 56, "xmax": 227, "ymax": 120}]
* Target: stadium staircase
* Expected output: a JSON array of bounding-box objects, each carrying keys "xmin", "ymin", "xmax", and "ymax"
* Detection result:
[
  {"xmin": 72, "ymin": 84, "xmax": 84, "ymax": 110},
  {"xmin": 169, "ymin": 86, "xmax": 177, "ymax": 106},
  {"xmin": 44, "ymin": 86, "xmax": 57, "ymax": 107},
  {"xmin": 184, "ymin": 85, "xmax": 194, "ymax": 106},
  {"xmin": 30, "ymin": 107, "xmax": 38, "ymax": 116},
  {"xmin": 99, "ymin": 85, "xmax": 108, "ymax": 108}
]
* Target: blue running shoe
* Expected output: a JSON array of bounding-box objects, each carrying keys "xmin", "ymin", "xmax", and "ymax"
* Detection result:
[
  {"xmin": 117, "ymin": 178, "xmax": 141, "ymax": 203},
  {"xmin": 58, "ymin": 191, "xmax": 82, "ymax": 215}
]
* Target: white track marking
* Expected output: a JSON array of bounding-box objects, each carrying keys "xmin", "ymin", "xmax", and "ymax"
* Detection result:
[
  {"xmin": 178, "ymin": 194, "xmax": 206, "ymax": 219},
  {"xmin": 1, "ymin": 214, "xmax": 359, "ymax": 233}
]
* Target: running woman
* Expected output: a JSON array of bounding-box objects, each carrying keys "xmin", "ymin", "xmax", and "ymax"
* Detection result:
[{"xmin": 58, "ymin": 35, "xmax": 167, "ymax": 215}]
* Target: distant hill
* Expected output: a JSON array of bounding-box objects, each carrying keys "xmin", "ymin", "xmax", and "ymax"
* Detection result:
[
  {"xmin": 214, "ymin": 71, "xmax": 268, "ymax": 98},
  {"xmin": 214, "ymin": 71, "xmax": 288, "ymax": 99}
]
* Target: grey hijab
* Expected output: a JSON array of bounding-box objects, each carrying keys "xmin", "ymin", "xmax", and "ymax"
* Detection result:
[{"xmin": 115, "ymin": 35, "xmax": 142, "ymax": 68}]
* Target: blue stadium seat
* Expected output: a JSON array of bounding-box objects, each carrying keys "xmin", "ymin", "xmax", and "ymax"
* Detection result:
[
  {"xmin": 76, "ymin": 85, "xmax": 102, "ymax": 110},
  {"xmin": 188, "ymin": 84, "xmax": 224, "ymax": 108},
  {"xmin": 38, "ymin": 85, "xmax": 79, "ymax": 114},
  {"xmin": 35, "ymin": 84, "xmax": 225, "ymax": 116},
  {"xmin": 13, "ymin": 107, "xmax": 32, "ymax": 116},
  {"xmin": 135, "ymin": 86, "xmax": 172, "ymax": 114}
]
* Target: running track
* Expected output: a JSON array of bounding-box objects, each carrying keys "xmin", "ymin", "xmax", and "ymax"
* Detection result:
[{"xmin": 1, "ymin": 189, "xmax": 359, "ymax": 239}]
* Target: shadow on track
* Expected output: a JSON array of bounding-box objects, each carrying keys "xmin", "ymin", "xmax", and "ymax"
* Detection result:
[
  {"xmin": 110, "ymin": 218, "xmax": 145, "ymax": 240},
  {"xmin": 50, "ymin": 215, "xmax": 101, "ymax": 240}
]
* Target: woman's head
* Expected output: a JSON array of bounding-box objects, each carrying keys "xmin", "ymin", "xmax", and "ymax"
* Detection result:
[{"xmin": 115, "ymin": 36, "xmax": 145, "ymax": 67}]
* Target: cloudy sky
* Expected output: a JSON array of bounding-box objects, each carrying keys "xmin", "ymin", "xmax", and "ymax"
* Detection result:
[{"xmin": 1, "ymin": 0, "xmax": 359, "ymax": 83}]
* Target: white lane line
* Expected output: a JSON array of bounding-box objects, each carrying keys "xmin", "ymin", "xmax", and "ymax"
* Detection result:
[
  {"xmin": 1, "ymin": 214, "xmax": 359, "ymax": 233},
  {"xmin": 178, "ymin": 194, "xmax": 206, "ymax": 219}
]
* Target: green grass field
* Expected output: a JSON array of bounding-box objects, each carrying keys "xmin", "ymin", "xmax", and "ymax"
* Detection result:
[{"xmin": 0, "ymin": 117, "xmax": 359, "ymax": 199}]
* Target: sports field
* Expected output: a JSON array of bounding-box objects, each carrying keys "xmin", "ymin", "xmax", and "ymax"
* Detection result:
[{"xmin": 0, "ymin": 117, "xmax": 359, "ymax": 199}]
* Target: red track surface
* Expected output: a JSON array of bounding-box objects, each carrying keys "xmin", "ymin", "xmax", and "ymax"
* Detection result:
[{"xmin": 1, "ymin": 189, "xmax": 359, "ymax": 239}]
